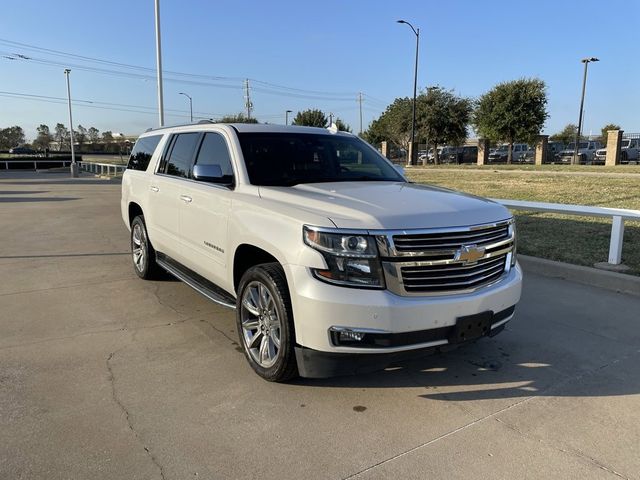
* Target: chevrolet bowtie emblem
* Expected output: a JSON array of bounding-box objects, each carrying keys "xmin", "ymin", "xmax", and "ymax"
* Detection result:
[{"xmin": 455, "ymin": 244, "xmax": 485, "ymax": 264}]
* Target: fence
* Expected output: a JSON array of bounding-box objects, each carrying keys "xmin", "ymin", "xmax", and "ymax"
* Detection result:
[
  {"xmin": 493, "ymin": 198, "xmax": 640, "ymax": 266},
  {"xmin": 79, "ymin": 161, "xmax": 127, "ymax": 176}
]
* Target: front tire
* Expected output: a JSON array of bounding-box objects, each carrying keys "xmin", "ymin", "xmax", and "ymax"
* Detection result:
[
  {"xmin": 130, "ymin": 215, "xmax": 162, "ymax": 279},
  {"xmin": 236, "ymin": 263, "xmax": 298, "ymax": 382}
]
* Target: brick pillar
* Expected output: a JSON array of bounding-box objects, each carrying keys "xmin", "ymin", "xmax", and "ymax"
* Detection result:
[
  {"xmin": 605, "ymin": 130, "xmax": 623, "ymax": 166},
  {"xmin": 380, "ymin": 141, "xmax": 389, "ymax": 159},
  {"xmin": 535, "ymin": 135, "xmax": 548, "ymax": 165},
  {"xmin": 477, "ymin": 139, "xmax": 489, "ymax": 165}
]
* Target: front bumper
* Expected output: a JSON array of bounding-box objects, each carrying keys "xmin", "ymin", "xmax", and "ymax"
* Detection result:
[
  {"xmin": 285, "ymin": 262, "xmax": 522, "ymax": 355},
  {"xmin": 294, "ymin": 308, "xmax": 513, "ymax": 378}
]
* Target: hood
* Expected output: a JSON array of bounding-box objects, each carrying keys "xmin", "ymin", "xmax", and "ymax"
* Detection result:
[{"xmin": 258, "ymin": 182, "xmax": 511, "ymax": 230}]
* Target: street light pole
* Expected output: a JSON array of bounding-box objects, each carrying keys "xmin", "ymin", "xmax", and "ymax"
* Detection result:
[
  {"xmin": 397, "ymin": 19, "xmax": 419, "ymax": 166},
  {"xmin": 64, "ymin": 69, "xmax": 78, "ymax": 178},
  {"xmin": 154, "ymin": 0, "xmax": 165, "ymax": 126},
  {"xmin": 285, "ymin": 110, "xmax": 292, "ymax": 125},
  {"xmin": 573, "ymin": 57, "xmax": 599, "ymax": 164},
  {"xmin": 179, "ymin": 92, "xmax": 193, "ymax": 122}
]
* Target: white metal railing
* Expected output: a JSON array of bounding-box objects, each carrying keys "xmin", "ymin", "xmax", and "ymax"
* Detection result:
[
  {"xmin": 492, "ymin": 198, "xmax": 640, "ymax": 265},
  {"xmin": 2, "ymin": 159, "xmax": 74, "ymax": 170},
  {"xmin": 79, "ymin": 161, "xmax": 127, "ymax": 176}
]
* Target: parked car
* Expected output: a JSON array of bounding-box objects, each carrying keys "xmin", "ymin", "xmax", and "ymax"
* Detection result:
[
  {"xmin": 517, "ymin": 146, "xmax": 535, "ymax": 163},
  {"xmin": 9, "ymin": 146, "xmax": 36, "ymax": 155},
  {"xmin": 430, "ymin": 146, "xmax": 459, "ymax": 163},
  {"xmin": 121, "ymin": 123, "xmax": 521, "ymax": 381},
  {"xmin": 546, "ymin": 141, "xmax": 565, "ymax": 163},
  {"xmin": 488, "ymin": 144, "xmax": 529, "ymax": 163},
  {"xmin": 594, "ymin": 138, "xmax": 640, "ymax": 164},
  {"xmin": 447, "ymin": 146, "xmax": 478, "ymax": 164},
  {"xmin": 558, "ymin": 141, "xmax": 602, "ymax": 163}
]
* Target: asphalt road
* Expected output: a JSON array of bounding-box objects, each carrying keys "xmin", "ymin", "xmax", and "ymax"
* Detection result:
[{"xmin": 1, "ymin": 170, "xmax": 639, "ymax": 480}]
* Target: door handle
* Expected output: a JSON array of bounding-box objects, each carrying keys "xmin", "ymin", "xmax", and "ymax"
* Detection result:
[
  {"xmin": 150, "ymin": 186, "xmax": 159, "ymax": 192},
  {"xmin": 180, "ymin": 194, "xmax": 193, "ymax": 203}
]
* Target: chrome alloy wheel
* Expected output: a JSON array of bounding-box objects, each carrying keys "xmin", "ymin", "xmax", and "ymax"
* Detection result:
[
  {"xmin": 131, "ymin": 222, "xmax": 147, "ymax": 273},
  {"xmin": 240, "ymin": 281, "xmax": 282, "ymax": 368}
]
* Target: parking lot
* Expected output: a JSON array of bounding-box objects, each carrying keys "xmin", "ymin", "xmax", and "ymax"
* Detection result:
[{"xmin": 1, "ymin": 170, "xmax": 639, "ymax": 479}]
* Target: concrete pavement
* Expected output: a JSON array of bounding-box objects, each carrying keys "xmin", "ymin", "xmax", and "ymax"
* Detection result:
[{"xmin": 1, "ymin": 170, "xmax": 639, "ymax": 480}]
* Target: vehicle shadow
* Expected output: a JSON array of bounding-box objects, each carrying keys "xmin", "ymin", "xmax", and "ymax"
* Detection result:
[{"xmin": 292, "ymin": 332, "xmax": 640, "ymax": 401}]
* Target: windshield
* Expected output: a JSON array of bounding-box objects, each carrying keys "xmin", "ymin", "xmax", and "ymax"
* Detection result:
[
  {"xmin": 238, "ymin": 132, "xmax": 405, "ymax": 186},
  {"xmin": 622, "ymin": 140, "xmax": 631, "ymax": 148}
]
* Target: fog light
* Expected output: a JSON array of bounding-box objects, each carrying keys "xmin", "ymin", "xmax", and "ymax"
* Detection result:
[{"xmin": 340, "ymin": 330, "xmax": 365, "ymax": 342}]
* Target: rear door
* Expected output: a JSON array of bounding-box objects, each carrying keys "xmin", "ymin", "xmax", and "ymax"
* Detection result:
[
  {"xmin": 178, "ymin": 131, "xmax": 234, "ymax": 288},
  {"xmin": 147, "ymin": 132, "xmax": 201, "ymax": 261}
]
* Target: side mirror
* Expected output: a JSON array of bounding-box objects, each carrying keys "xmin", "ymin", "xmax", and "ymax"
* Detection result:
[
  {"xmin": 394, "ymin": 165, "xmax": 405, "ymax": 176},
  {"xmin": 192, "ymin": 164, "xmax": 224, "ymax": 182}
]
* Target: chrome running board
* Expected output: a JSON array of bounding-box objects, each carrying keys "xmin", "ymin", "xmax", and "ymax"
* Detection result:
[{"xmin": 156, "ymin": 253, "xmax": 236, "ymax": 309}]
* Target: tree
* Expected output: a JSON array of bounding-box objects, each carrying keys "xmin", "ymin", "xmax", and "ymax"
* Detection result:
[
  {"xmin": 0, "ymin": 126, "xmax": 26, "ymax": 150},
  {"xmin": 417, "ymin": 88, "xmax": 472, "ymax": 164},
  {"xmin": 54, "ymin": 123, "xmax": 69, "ymax": 151},
  {"xmin": 549, "ymin": 124, "xmax": 578, "ymax": 145},
  {"xmin": 599, "ymin": 123, "xmax": 621, "ymax": 144},
  {"xmin": 75, "ymin": 125, "xmax": 87, "ymax": 151},
  {"xmin": 292, "ymin": 109, "xmax": 328, "ymax": 128},
  {"xmin": 473, "ymin": 78, "xmax": 548, "ymax": 163},
  {"xmin": 335, "ymin": 118, "xmax": 351, "ymax": 132},
  {"xmin": 87, "ymin": 127, "xmax": 100, "ymax": 144},
  {"xmin": 33, "ymin": 124, "xmax": 53, "ymax": 151},
  {"xmin": 360, "ymin": 117, "xmax": 387, "ymax": 146},
  {"xmin": 101, "ymin": 131, "xmax": 114, "ymax": 143},
  {"xmin": 367, "ymin": 97, "xmax": 413, "ymax": 156},
  {"xmin": 217, "ymin": 113, "xmax": 258, "ymax": 123}
]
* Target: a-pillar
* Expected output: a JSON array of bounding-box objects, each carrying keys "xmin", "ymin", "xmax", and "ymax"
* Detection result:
[
  {"xmin": 535, "ymin": 135, "xmax": 548, "ymax": 165},
  {"xmin": 605, "ymin": 130, "xmax": 623, "ymax": 166},
  {"xmin": 477, "ymin": 139, "xmax": 489, "ymax": 165}
]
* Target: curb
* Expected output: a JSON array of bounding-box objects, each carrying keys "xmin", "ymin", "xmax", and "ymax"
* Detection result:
[{"xmin": 518, "ymin": 254, "xmax": 640, "ymax": 297}]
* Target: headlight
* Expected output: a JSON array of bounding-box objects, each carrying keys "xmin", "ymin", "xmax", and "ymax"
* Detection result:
[
  {"xmin": 509, "ymin": 219, "xmax": 517, "ymax": 267},
  {"xmin": 303, "ymin": 226, "xmax": 385, "ymax": 288}
]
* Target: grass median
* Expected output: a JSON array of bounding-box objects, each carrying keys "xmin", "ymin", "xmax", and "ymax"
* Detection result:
[{"xmin": 405, "ymin": 167, "xmax": 640, "ymax": 275}]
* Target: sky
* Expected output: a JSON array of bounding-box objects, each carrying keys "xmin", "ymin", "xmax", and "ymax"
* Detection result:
[{"xmin": 1, "ymin": 0, "xmax": 639, "ymax": 141}]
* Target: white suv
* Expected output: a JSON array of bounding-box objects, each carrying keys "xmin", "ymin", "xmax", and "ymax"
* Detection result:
[{"xmin": 121, "ymin": 123, "xmax": 522, "ymax": 381}]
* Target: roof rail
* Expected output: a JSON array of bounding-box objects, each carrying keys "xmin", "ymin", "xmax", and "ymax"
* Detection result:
[{"xmin": 197, "ymin": 119, "xmax": 215, "ymax": 124}]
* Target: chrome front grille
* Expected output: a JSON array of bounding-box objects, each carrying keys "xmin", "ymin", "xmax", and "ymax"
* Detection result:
[
  {"xmin": 392, "ymin": 224, "xmax": 509, "ymax": 254},
  {"xmin": 377, "ymin": 220, "xmax": 515, "ymax": 296},
  {"xmin": 400, "ymin": 253, "xmax": 507, "ymax": 293}
]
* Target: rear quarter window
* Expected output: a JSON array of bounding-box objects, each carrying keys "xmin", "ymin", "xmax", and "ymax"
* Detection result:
[{"xmin": 128, "ymin": 135, "xmax": 163, "ymax": 171}]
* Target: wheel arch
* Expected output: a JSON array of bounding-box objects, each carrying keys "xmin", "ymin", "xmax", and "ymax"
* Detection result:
[
  {"xmin": 128, "ymin": 202, "xmax": 144, "ymax": 226},
  {"xmin": 233, "ymin": 244, "xmax": 282, "ymax": 293}
]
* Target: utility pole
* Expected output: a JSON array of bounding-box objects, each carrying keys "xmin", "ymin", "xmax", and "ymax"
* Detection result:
[
  {"xmin": 179, "ymin": 92, "xmax": 193, "ymax": 122},
  {"xmin": 397, "ymin": 19, "xmax": 420, "ymax": 165},
  {"xmin": 573, "ymin": 57, "xmax": 599, "ymax": 164},
  {"xmin": 244, "ymin": 79, "xmax": 253, "ymax": 120},
  {"xmin": 285, "ymin": 109, "xmax": 292, "ymax": 125},
  {"xmin": 64, "ymin": 69, "xmax": 78, "ymax": 178},
  {"xmin": 358, "ymin": 92, "xmax": 363, "ymax": 135},
  {"xmin": 154, "ymin": 0, "xmax": 164, "ymax": 126},
  {"xmin": 329, "ymin": 112, "xmax": 334, "ymax": 125}
]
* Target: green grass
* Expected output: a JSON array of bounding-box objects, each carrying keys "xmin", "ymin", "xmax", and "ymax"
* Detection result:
[{"xmin": 405, "ymin": 167, "xmax": 640, "ymax": 275}]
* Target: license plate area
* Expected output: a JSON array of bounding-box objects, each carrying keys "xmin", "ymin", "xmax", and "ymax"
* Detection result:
[{"xmin": 449, "ymin": 311, "xmax": 493, "ymax": 344}]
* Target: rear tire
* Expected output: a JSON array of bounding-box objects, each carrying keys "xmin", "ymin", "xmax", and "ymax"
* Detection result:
[
  {"xmin": 131, "ymin": 215, "xmax": 162, "ymax": 279},
  {"xmin": 236, "ymin": 263, "xmax": 298, "ymax": 382}
]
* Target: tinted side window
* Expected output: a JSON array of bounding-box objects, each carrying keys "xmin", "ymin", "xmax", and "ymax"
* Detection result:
[
  {"xmin": 128, "ymin": 135, "xmax": 162, "ymax": 171},
  {"xmin": 194, "ymin": 133, "xmax": 234, "ymax": 184},
  {"xmin": 165, "ymin": 133, "xmax": 200, "ymax": 178}
]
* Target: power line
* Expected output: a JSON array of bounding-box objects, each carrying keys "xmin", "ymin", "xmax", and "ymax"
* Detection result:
[{"xmin": 0, "ymin": 38, "xmax": 367, "ymax": 102}]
